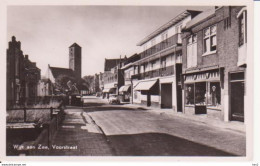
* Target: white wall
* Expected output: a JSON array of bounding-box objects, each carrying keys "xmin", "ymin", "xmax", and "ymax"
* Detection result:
[
  {"xmin": 140, "ymin": 15, "xmax": 192, "ymax": 52},
  {"xmin": 133, "ymin": 90, "xmax": 141, "ymax": 103}
]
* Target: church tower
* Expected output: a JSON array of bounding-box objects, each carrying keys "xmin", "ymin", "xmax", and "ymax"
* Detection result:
[{"xmin": 69, "ymin": 43, "xmax": 81, "ymax": 79}]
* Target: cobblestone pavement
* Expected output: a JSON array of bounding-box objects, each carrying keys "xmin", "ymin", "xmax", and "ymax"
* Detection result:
[
  {"xmin": 46, "ymin": 108, "xmax": 114, "ymax": 156},
  {"xmin": 83, "ymin": 96, "xmax": 246, "ymax": 156}
]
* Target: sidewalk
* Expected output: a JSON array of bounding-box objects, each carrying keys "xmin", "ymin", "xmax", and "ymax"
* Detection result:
[
  {"xmin": 128, "ymin": 104, "xmax": 245, "ymax": 134},
  {"xmin": 98, "ymin": 97, "xmax": 245, "ymax": 134},
  {"xmin": 46, "ymin": 108, "xmax": 114, "ymax": 156}
]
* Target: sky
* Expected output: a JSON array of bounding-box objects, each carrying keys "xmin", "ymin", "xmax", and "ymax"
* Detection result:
[{"xmin": 7, "ymin": 5, "xmax": 212, "ymax": 77}]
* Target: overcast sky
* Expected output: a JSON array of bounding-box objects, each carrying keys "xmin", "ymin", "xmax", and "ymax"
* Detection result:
[{"xmin": 7, "ymin": 6, "xmax": 212, "ymax": 77}]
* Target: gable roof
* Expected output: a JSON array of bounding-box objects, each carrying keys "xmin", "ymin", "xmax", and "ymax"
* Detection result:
[
  {"xmin": 49, "ymin": 66, "xmax": 75, "ymax": 79},
  {"xmin": 184, "ymin": 8, "xmax": 215, "ymax": 30},
  {"xmin": 69, "ymin": 43, "xmax": 81, "ymax": 48},
  {"xmin": 104, "ymin": 58, "xmax": 121, "ymax": 71}
]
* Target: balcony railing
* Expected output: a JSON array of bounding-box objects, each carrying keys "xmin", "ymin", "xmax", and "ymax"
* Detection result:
[
  {"xmin": 131, "ymin": 65, "xmax": 174, "ymax": 80},
  {"xmin": 139, "ymin": 33, "xmax": 182, "ymax": 59},
  {"xmin": 237, "ymin": 43, "xmax": 247, "ymax": 67}
]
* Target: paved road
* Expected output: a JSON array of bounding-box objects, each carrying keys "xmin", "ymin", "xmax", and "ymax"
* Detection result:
[{"xmin": 82, "ymin": 96, "xmax": 246, "ymax": 156}]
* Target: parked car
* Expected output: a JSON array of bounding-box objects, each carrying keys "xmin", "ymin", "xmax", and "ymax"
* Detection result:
[
  {"xmin": 108, "ymin": 94, "xmax": 120, "ymax": 104},
  {"xmin": 96, "ymin": 92, "xmax": 101, "ymax": 97}
]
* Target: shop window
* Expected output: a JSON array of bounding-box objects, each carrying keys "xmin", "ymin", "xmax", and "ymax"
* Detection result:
[
  {"xmin": 207, "ymin": 82, "xmax": 221, "ymax": 107},
  {"xmin": 185, "ymin": 81, "xmax": 221, "ymax": 108},
  {"xmin": 185, "ymin": 84, "xmax": 194, "ymax": 105},
  {"xmin": 195, "ymin": 82, "xmax": 206, "ymax": 105}
]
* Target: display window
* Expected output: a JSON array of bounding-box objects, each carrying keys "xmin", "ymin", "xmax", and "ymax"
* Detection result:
[{"xmin": 185, "ymin": 81, "xmax": 221, "ymax": 109}]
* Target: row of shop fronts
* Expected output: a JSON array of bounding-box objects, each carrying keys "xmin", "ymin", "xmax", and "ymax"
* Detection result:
[
  {"xmin": 183, "ymin": 68, "xmax": 245, "ymax": 122},
  {"xmin": 101, "ymin": 7, "xmax": 248, "ymax": 123},
  {"xmin": 118, "ymin": 67, "xmax": 245, "ymax": 122}
]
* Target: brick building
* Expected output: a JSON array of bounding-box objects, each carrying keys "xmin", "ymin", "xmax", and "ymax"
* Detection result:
[
  {"xmin": 6, "ymin": 36, "xmax": 41, "ymax": 108},
  {"xmin": 130, "ymin": 10, "xmax": 201, "ymax": 109},
  {"xmin": 47, "ymin": 43, "xmax": 84, "ymax": 95},
  {"xmin": 120, "ymin": 53, "xmax": 140, "ymax": 102},
  {"xmin": 102, "ymin": 58, "xmax": 124, "ymax": 98},
  {"xmin": 99, "ymin": 72, "xmax": 104, "ymax": 92},
  {"xmin": 69, "ymin": 43, "xmax": 82, "ymax": 80},
  {"xmin": 93, "ymin": 73, "xmax": 101, "ymax": 93},
  {"xmin": 181, "ymin": 6, "xmax": 247, "ymax": 122}
]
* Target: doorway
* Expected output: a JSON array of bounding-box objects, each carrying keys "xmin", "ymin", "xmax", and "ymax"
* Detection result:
[
  {"xmin": 161, "ymin": 83, "xmax": 172, "ymax": 108},
  {"xmin": 230, "ymin": 81, "xmax": 244, "ymax": 122}
]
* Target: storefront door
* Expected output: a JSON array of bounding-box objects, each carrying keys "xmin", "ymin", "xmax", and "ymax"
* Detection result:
[
  {"xmin": 230, "ymin": 81, "xmax": 244, "ymax": 122},
  {"xmin": 147, "ymin": 93, "xmax": 151, "ymax": 107},
  {"xmin": 161, "ymin": 83, "xmax": 172, "ymax": 108}
]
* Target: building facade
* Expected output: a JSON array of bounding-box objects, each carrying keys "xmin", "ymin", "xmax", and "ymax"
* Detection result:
[
  {"xmin": 181, "ymin": 6, "xmax": 247, "ymax": 122},
  {"xmin": 120, "ymin": 54, "xmax": 140, "ymax": 102},
  {"xmin": 69, "ymin": 43, "xmax": 82, "ymax": 80},
  {"xmin": 7, "ymin": 36, "xmax": 41, "ymax": 108},
  {"xmin": 99, "ymin": 72, "xmax": 104, "ymax": 92},
  {"xmin": 37, "ymin": 78, "xmax": 53, "ymax": 96},
  {"xmin": 131, "ymin": 10, "xmax": 201, "ymax": 110},
  {"xmin": 102, "ymin": 58, "xmax": 124, "ymax": 98},
  {"xmin": 47, "ymin": 43, "xmax": 84, "ymax": 95}
]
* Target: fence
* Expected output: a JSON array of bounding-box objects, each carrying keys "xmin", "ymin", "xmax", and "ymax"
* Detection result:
[{"xmin": 7, "ymin": 107, "xmax": 59, "ymax": 123}]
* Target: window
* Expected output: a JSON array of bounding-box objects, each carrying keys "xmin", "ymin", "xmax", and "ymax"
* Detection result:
[
  {"xmin": 161, "ymin": 32, "xmax": 168, "ymax": 42},
  {"xmin": 238, "ymin": 10, "xmax": 247, "ymax": 46},
  {"xmin": 143, "ymin": 44, "xmax": 147, "ymax": 51},
  {"xmin": 151, "ymin": 39, "xmax": 156, "ymax": 47},
  {"xmin": 144, "ymin": 63, "xmax": 148, "ymax": 72},
  {"xmin": 15, "ymin": 58, "xmax": 19, "ymax": 76},
  {"xmin": 161, "ymin": 32, "xmax": 168, "ymax": 49},
  {"xmin": 185, "ymin": 81, "xmax": 221, "ymax": 108},
  {"xmin": 176, "ymin": 24, "xmax": 183, "ymax": 34},
  {"xmin": 161, "ymin": 57, "xmax": 166, "ymax": 70},
  {"xmin": 203, "ymin": 25, "xmax": 217, "ymax": 54},
  {"xmin": 195, "ymin": 82, "xmax": 206, "ymax": 105},
  {"xmin": 151, "ymin": 61, "xmax": 156, "ymax": 70},
  {"xmin": 187, "ymin": 34, "xmax": 197, "ymax": 68},
  {"xmin": 207, "ymin": 82, "xmax": 221, "ymax": 107},
  {"xmin": 185, "ymin": 84, "xmax": 194, "ymax": 105}
]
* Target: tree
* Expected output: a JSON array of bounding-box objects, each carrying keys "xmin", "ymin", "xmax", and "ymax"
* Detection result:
[
  {"xmin": 82, "ymin": 75, "xmax": 94, "ymax": 93},
  {"xmin": 54, "ymin": 74, "xmax": 76, "ymax": 95}
]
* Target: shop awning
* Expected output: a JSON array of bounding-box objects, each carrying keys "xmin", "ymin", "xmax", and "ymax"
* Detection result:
[
  {"xmin": 119, "ymin": 85, "xmax": 131, "ymax": 92},
  {"xmin": 134, "ymin": 80, "xmax": 157, "ymax": 91},
  {"xmin": 102, "ymin": 88, "xmax": 110, "ymax": 93},
  {"xmin": 102, "ymin": 88, "xmax": 116, "ymax": 93}
]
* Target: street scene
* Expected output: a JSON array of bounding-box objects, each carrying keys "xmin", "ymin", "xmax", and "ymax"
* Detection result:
[{"xmin": 6, "ymin": 5, "xmax": 248, "ymax": 157}]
